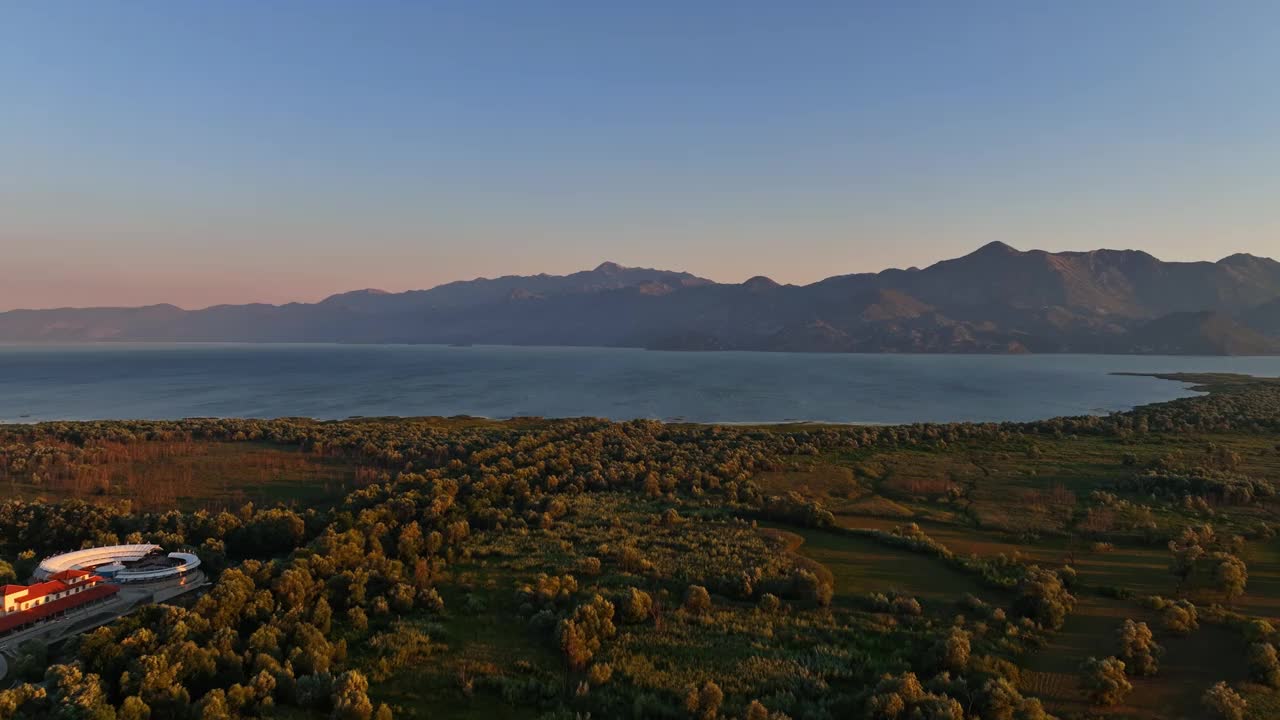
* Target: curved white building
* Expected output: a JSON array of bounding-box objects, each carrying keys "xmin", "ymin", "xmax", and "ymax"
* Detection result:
[{"xmin": 34, "ymin": 545, "xmax": 200, "ymax": 584}]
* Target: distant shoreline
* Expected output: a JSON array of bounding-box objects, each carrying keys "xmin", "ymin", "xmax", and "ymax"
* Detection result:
[{"xmin": 4, "ymin": 338, "xmax": 1280, "ymax": 360}]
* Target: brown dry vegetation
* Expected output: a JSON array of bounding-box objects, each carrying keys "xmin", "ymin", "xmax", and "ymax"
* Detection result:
[{"xmin": 0, "ymin": 440, "xmax": 363, "ymax": 511}]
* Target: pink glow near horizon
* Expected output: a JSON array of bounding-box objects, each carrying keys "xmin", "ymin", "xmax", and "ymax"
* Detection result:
[{"xmin": 5, "ymin": 234, "xmax": 1276, "ymax": 312}]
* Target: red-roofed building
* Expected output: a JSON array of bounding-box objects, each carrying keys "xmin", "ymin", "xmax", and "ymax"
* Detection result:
[
  {"xmin": 49, "ymin": 568, "xmax": 94, "ymax": 584},
  {"xmin": 0, "ymin": 569, "xmax": 115, "ymax": 623},
  {"xmin": 0, "ymin": 583, "xmax": 118, "ymax": 635}
]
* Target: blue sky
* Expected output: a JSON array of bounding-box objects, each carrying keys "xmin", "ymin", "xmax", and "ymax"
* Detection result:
[{"xmin": 2, "ymin": 1, "xmax": 1278, "ymax": 308}]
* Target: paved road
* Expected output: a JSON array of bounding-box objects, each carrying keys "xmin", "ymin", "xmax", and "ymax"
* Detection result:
[{"xmin": 0, "ymin": 594, "xmax": 130, "ymax": 651}]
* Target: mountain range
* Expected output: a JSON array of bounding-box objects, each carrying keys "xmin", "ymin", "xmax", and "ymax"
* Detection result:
[{"xmin": 5, "ymin": 243, "xmax": 1280, "ymax": 354}]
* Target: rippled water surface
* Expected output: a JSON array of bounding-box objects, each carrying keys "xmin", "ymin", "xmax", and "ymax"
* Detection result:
[{"xmin": 2, "ymin": 344, "xmax": 1279, "ymax": 424}]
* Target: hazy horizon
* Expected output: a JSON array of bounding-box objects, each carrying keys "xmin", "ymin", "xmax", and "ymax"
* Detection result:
[
  {"xmin": 5, "ymin": 2, "xmax": 1280, "ymax": 309},
  {"xmin": 3, "ymin": 241, "xmax": 1276, "ymax": 313}
]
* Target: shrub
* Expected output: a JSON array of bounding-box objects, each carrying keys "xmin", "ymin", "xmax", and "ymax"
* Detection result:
[
  {"xmin": 1123, "ymin": 469, "xmax": 1271, "ymax": 506},
  {"xmin": 1160, "ymin": 598, "xmax": 1199, "ymax": 635},
  {"xmin": 1012, "ymin": 566, "xmax": 1075, "ymax": 630},
  {"xmin": 367, "ymin": 623, "xmax": 440, "ymax": 680},
  {"xmin": 619, "ymin": 587, "xmax": 653, "ymax": 624},
  {"xmin": 762, "ymin": 492, "xmax": 835, "ymax": 528},
  {"xmin": 617, "ymin": 545, "xmax": 649, "ymax": 574},
  {"xmin": 387, "ymin": 583, "xmax": 415, "ymax": 613},
  {"xmin": 587, "ymin": 663, "xmax": 612, "ymax": 687},
  {"xmin": 910, "ymin": 695, "xmax": 963, "ymax": 719},
  {"xmin": 683, "ymin": 585, "xmax": 712, "ymax": 614},
  {"xmin": 745, "ymin": 700, "xmax": 770, "ymax": 720},
  {"xmin": 417, "ymin": 587, "xmax": 445, "ymax": 613},
  {"xmin": 867, "ymin": 592, "xmax": 892, "ymax": 613},
  {"xmin": 1201, "ymin": 681, "xmax": 1247, "ymax": 720},
  {"xmin": 1209, "ymin": 552, "xmax": 1248, "ymax": 604},
  {"xmin": 684, "ymin": 680, "xmax": 723, "ymax": 720},
  {"xmin": 867, "ymin": 673, "xmax": 964, "ymax": 720},
  {"xmin": 120, "ymin": 697, "xmax": 152, "ymax": 720},
  {"xmin": 958, "ymin": 593, "xmax": 990, "ymax": 616},
  {"xmin": 518, "ymin": 574, "xmax": 578, "ymax": 610},
  {"xmin": 975, "ymin": 677, "xmax": 1051, "ymax": 720},
  {"xmin": 1248, "ymin": 643, "xmax": 1280, "ymax": 688},
  {"xmin": 1079, "ymin": 656, "xmax": 1131, "ymax": 706},
  {"xmin": 577, "ymin": 557, "xmax": 602, "ymax": 576},
  {"xmin": 331, "ymin": 670, "xmax": 374, "ymax": 720},
  {"xmin": 557, "ymin": 595, "xmax": 616, "ymax": 671},
  {"xmin": 726, "ymin": 570, "xmax": 755, "ymax": 600},
  {"xmin": 892, "ymin": 595, "xmax": 923, "ymax": 617},
  {"xmin": 1057, "ymin": 565, "xmax": 1078, "ymax": 590},
  {"xmin": 1117, "ymin": 619, "xmax": 1161, "ymax": 676},
  {"xmin": 867, "ymin": 673, "xmax": 924, "ymax": 719},
  {"xmin": 930, "ymin": 628, "xmax": 971, "ymax": 673},
  {"xmin": 792, "ymin": 569, "xmax": 832, "ymax": 608}
]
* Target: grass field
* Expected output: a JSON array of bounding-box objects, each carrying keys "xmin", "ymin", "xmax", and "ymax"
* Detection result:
[{"xmin": 777, "ymin": 526, "xmax": 1006, "ymax": 610}]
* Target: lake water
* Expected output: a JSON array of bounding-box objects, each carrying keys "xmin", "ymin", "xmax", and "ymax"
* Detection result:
[{"xmin": 1, "ymin": 344, "xmax": 1279, "ymax": 424}]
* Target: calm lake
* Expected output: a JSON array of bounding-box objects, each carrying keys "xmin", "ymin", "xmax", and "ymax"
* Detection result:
[{"xmin": 1, "ymin": 344, "xmax": 1279, "ymax": 424}]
